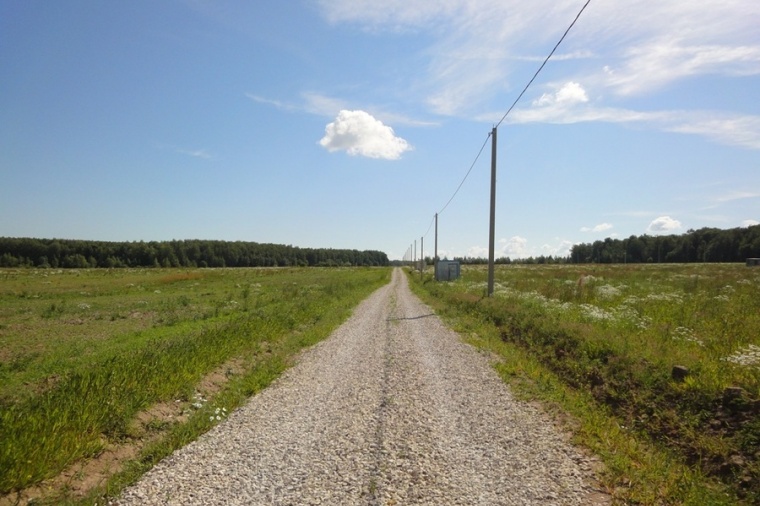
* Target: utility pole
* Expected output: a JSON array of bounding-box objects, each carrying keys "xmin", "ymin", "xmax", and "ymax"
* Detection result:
[
  {"xmin": 487, "ymin": 126, "xmax": 497, "ymax": 297},
  {"xmin": 420, "ymin": 236, "xmax": 424, "ymax": 278},
  {"xmin": 434, "ymin": 213, "xmax": 439, "ymax": 281}
]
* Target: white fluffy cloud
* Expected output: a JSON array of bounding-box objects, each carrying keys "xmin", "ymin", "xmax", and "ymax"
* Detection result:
[
  {"xmin": 534, "ymin": 82, "xmax": 589, "ymax": 107},
  {"xmin": 499, "ymin": 236, "xmax": 528, "ymax": 258},
  {"xmin": 743, "ymin": 219, "xmax": 759, "ymax": 227},
  {"xmin": 319, "ymin": 110, "xmax": 412, "ymax": 160},
  {"xmin": 647, "ymin": 216, "xmax": 683, "ymax": 234},
  {"xmin": 540, "ymin": 239, "xmax": 574, "ymax": 257},
  {"xmin": 580, "ymin": 222, "xmax": 613, "ymax": 233}
]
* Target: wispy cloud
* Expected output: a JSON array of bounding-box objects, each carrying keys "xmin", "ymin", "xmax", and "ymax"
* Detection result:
[
  {"xmin": 158, "ymin": 143, "xmax": 214, "ymax": 159},
  {"xmin": 605, "ymin": 42, "xmax": 760, "ymax": 96},
  {"xmin": 667, "ymin": 116, "xmax": 760, "ymax": 150},
  {"xmin": 317, "ymin": 0, "xmax": 760, "ymax": 139},
  {"xmin": 581, "ymin": 222, "xmax": 613, "ymax": 233},
  {"xmin": 176, "ymin": 148, "xmax": 213, "ymax": 159},
  {"xmin": 515, "ymin": 50, "xmax": 595, "ymax": 62},
  {"xmin": 498, "ymin": 81, "xmax": 760, "ymax": 150},
  {"xmin": 245, "ymin": 93, "xmax": 297, "ymax": 112},
  {"xmin": 714, "ymin": 191, "xmax": 760, "ymax": 203},
  {"xmin": 247, "ymin": 91, "xmax": 437, "ymax": 127}
]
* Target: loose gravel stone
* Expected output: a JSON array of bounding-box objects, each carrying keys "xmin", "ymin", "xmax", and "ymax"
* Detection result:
[{"xmin": 114, "ymin": 268, "xmax": 608, "ymax": 505}]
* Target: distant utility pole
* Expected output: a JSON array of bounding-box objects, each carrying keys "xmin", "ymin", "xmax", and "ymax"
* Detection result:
[
  {"xmin": 434, "ymin": 213, "xmax": 439, "ymax": 281},
  {"xmin": 420, "ymin": 236, "xmax": 424, "ymax": 278},
  {"xmin": 487, "ymin": 126, "xmax": 497, "ymax": 297}
]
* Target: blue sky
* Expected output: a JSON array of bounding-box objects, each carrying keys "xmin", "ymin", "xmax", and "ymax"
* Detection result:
[{"xmin": 2, "ymin": 1, "xmax": 759, "ymax": 261}]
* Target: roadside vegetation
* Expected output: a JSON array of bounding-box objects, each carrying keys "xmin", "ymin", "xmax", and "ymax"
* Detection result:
[
  {"xmin": 0, "ymin": 266, "xmax": 390, "ymax": 504},
  {"xmin": 408, "ymin": 263, "xmax": 759, "ymax": 505}
]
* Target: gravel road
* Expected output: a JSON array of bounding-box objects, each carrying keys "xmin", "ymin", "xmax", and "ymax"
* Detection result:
[{"xmin": 115, "ymin": 268, "xmax": 608, "ymax": 505}]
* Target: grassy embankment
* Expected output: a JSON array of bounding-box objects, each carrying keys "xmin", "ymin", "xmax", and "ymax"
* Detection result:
[
  {"xmin": 0, "ymin": 266, "xmax": 390, "ymax": 504},
  {"xmin": 408, "ymin": 263, "xmax": 759, "ymax": 505}
]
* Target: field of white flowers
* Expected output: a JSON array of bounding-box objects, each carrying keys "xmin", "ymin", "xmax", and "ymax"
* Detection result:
[{"xmin": 458, "ymin": 263, "xmax": 760, "ymax": 386}]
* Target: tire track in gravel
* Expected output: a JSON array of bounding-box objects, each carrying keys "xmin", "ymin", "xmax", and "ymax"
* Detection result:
[{"xmin": 115, "ymin": 268, "xmax": 609, "ymax": 505}]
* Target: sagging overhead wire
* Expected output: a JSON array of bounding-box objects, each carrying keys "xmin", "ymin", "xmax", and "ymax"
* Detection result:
[
  {"xmin": 416, "ymin": 0, "xmax": 592, "ymax": 244},
  {"xmin": 422, "ymin": 131, "xmax": 491, "ymax": 240},
  {"xmin": 437, "ymin": 132, "xmax": 492, "ymax": 217},
  {"xmin": 495, "ymin": 0, "xmax": 592, "ymax": 129}
]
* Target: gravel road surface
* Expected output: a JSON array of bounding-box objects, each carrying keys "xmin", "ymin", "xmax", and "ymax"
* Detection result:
[{"xmin": 115, "ymin": 268, "xmax": 608, "ymax": 505}]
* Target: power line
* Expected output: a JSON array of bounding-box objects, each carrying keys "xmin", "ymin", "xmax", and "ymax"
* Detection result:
[
  {"xmin": 420, "ymin": 130, "xmax": 491, "ymax": 241},
  {"xmin": 437, "ymin": 131, "xmax": 492, "ymax": 216},
  {"xmin": 422, "ymin": 215, "xmax": 435, "ymax": 238},
  {"xmin": 495, "ymin": 0, "xmax": 591, "ymax": 129},
  {"xmin": 409, "ymin": 0, "xmax": 592, "ymax": 256}
]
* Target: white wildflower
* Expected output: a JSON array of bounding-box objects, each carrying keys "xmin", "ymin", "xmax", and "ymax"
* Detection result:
[
  {"xmin": 671, "ymin": 326, "xmax": 704, "ymax": 347},
  {"xmin": 721, "ymin": 344, "xmax": 760, "ymax": 368},
  {"xmin": 579, "ymin": 304, "xmax": 614, "ymax": 322},
  {"xmin": 596, "ymin": 285, "xmax": 622, "ymax": 299},
  {"xmin": 645, "ymin": 292, "xmax": 683, "ymax": 303}
]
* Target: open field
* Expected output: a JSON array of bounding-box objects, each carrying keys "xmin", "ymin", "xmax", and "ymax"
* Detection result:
[
  {"xmin": 0, "ymin": 267, "xmax": 390, "ymax": 504},
  {"xmin": 408, "ymin": 263, "xmax": 760, "ymax": 504}
]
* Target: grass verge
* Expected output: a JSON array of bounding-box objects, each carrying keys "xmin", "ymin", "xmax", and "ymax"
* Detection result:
[{"xmin": 407, "ymin": 266, "xmax": 749, "ymax": 505}]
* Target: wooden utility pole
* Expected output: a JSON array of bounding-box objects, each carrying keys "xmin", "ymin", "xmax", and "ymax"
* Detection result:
[
  {"xmin": 434, "ymin": 213, "xmax": 438, "ymax": 281},
  {"xmin": 488, "ymin": 127, "xmax": 497, "ymax": 297},
  {"xmin": 420, "ymin": 236, "xmax": 424, "ymax": 278}
]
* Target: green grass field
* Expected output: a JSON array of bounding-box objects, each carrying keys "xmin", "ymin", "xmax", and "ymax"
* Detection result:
[
  {"xmin": 0, "ymin": 266, "xmax": 390, "ymax": 503},
  {"xmin": 408, "ymin": 263, "xmax": 759, "ymax": 505}
]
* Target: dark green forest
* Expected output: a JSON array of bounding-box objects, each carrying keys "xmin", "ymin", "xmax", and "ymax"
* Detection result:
[
  {"xmin": 0, "ymin": 238, "xmax": 388, "ymax": 268},
  {"xmin": 569, "ymin": 225, "xmax": 760, "ymax": 264},
  {"xmin": 447, "ymin": 225, "xmax": 760, "ymax": 265}
]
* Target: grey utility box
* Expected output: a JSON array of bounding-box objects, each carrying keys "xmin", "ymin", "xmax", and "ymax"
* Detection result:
[
  {"xmin": 436, "ymin": 260, "xmax": 460, "ymax": 281},
  {"xmin": 747, "ymin": 258, "xmax": 760, "ymax": 267}
]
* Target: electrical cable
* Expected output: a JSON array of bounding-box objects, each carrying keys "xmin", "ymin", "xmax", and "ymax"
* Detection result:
[
  {"xmin": 408, "ymin": 0, "xmax": 592, "ymax": 253},
  {"xmin": 495, "ymin": 0, "xmax": 591, "ymax": 129},
  {"xmin": 437, "ymin": 131, "xmax": 492, "ymax": 217}
]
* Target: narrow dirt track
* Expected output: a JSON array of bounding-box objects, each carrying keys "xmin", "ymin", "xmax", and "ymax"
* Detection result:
[{"xmin": 115, "ymin": 268, "xmax": 608, "ymax": 505}]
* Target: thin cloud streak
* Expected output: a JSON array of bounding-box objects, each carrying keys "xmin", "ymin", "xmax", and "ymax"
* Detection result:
[
  {"xmin": 247, "ymin": 91, "xmax": 437, "ymax": 127},
  {"xmin": 497, "ymin": 81, "xmax": 760, "ymax": 150},
  {"xmin": 318, "ymin": 0, "xmax": 760, "ymax": 132}
]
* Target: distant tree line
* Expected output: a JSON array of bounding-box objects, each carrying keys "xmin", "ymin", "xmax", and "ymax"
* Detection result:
[
  {"xmin": 0, "ymin": 238, "xmax": 389, "ymax": 268},
  {"xmin": 426, "ymin": 225, "xmax": 760, "ymax": 265},
  {"xmin": 569, "ymin": 225, "xmax": 760, "ymax": 264}
]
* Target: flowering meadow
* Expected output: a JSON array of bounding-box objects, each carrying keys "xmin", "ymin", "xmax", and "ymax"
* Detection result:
[
  {"xmin": 464, "ymin": 263, "xmax": 760, "ymax": 394},
  {"xmin": 410, "ymin": 263, "xmax": 759, "ymax": 504}
]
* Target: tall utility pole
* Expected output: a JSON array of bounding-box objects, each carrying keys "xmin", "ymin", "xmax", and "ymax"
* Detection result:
[
  {"xmin": 487, "ymin": 126, "xmax": 497, "ymax": 297},
  {"xmin": 420, "ymin": 236, "xmax": 424, "ymax": 277},
  {"xmin": 434, "ymin": 213, "xmax": 438, "ymax": 280}
]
